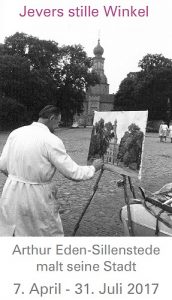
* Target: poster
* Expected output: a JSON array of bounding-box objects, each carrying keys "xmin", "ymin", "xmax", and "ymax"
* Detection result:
[{"xmin": 1, "ymin": 0, "xmax": 172, "ymax": 299}]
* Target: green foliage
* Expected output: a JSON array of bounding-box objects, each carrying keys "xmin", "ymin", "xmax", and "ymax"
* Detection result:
[{"xmin": 114, "ymin": 54, "xmax": 172, "ymax": 120}]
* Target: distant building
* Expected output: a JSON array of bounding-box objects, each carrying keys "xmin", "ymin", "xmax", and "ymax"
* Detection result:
[{"xmin": 80, "ymin": 39, "xmax": 115, "ymax": 126}]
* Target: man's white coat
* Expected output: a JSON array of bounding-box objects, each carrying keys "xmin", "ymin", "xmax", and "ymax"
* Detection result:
[{"xmin": 0, "ymin": 122, "xmax": 95, "ymax": 236}]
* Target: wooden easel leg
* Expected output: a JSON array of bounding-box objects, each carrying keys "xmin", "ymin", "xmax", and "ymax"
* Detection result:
[
  {"xmin": 128, "ymin": 176, "xmax": 136, "ymax": 199},
  {"xmin": 123, "ymin": 175, "xmax": 135, "ymax": 236},
  {"xmin": 72, "ymin": 168, "xmax": 104, "ymax": 236}
]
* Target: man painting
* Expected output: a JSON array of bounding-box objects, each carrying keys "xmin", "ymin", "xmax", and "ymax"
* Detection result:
[{"xmin": 0, "ymin": 105, "xmax": 103, "ymax": 236}]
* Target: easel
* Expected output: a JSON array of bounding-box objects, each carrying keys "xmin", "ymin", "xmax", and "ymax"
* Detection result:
[{"xmin": 72, "ymin": 164, "xmax": 137, "ymax": 236}]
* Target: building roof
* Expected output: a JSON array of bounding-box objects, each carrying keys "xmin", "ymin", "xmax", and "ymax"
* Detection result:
[{"xmin": 93, "ymin": 39, "xmax": 104, "ymax": 57}]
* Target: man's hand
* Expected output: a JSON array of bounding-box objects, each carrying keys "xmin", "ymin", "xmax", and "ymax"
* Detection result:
[{"xmin": 92, "ymin": 159, "xmax": 104, "ymax": 172}]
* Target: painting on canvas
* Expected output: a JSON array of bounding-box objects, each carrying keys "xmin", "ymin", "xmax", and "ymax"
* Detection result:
[{"xmin": 87, "ymin": 111, "xmax": 148, "ymax": 178}]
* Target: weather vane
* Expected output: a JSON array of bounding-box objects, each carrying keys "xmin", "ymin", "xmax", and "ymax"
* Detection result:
[{"xmin": 98, "ymin": 29, "xmax": 101, "ymax": 42}]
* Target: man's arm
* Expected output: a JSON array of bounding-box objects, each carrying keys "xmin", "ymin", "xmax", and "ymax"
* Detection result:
[
  {"xmin": 45, "ymin": 136, "xmax": 103, "ymax": 181},
  {"xmin": 0, "ymin": 136, "xmax": 11, "ymax": 176}
]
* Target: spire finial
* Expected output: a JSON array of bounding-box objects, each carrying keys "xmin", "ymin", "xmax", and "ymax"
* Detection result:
[{"xmin": 98, "ymin": 29, "xmax": 101, "ymax": 43}]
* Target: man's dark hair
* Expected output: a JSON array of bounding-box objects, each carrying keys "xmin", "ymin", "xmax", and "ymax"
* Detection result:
[{"xmin": 39, "ymin": 105, "xmax": 61, "ymax": 119}]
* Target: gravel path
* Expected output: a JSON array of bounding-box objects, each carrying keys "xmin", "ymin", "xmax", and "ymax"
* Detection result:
[{"xmin": 0, "ymin": 128, "xmax": 172, "ymax": 236}]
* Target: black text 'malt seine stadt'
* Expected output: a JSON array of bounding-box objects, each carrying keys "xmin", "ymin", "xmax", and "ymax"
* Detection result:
[{"xmin": 19, "ymin": 5, "xmax": 149, "ymax": 18}]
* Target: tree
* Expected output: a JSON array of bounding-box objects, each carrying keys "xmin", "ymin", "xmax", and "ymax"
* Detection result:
[
  {"xmin": 114, "ymin": 54, "xmax": 172, "ymax": 120},
  {"xmin": 57, "ymin": 44, "xmax": 99, "ymax": 125},
  {"xmin": 0, "ymin": 32, "xmax": 99, "ymax": 127},
  {"xmin": 4, "ymin": 32, "xmax": 60, "ymax": 72},
  {"xmin": 0, "ymin": 54, "xmax": 59, "ymax": 120},
  {"xmin": 88, "ymin": 119, "xmax": 114, "ymax": 162},
  {"xmin": 0, "ymin": 33, "xmax": 61, "ymax": 122},
  {"xmin": 117, "ymin": 123, "xmax": 144, "ymax": 170},
  {"xmin": 114, "ymin": 75, "xmax": 138, "ymax": 110},
  {"xmin": 138, "ymin": 54, "xmax": 172, "ymax": 72},
  {"xmin": 0, "ymin": 96, "xmax": 27, "ymax": 130}
]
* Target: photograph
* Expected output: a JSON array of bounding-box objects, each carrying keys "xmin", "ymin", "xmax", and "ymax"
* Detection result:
[{"xmin": 1, "ymin": 2, "xmax": 172, "ymax": 300}]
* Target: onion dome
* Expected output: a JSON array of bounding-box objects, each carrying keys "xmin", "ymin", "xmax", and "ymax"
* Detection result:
[{"xmin": 93, "ymin": 39, "xmax": 104, "ymax": 56}]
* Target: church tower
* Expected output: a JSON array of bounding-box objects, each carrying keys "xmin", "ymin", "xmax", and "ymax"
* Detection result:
[
  {"xmin": 89, "ymin": 39, "xmax": 109, "ymax": 95},
  {"xmin": 81, "ymin": 39, "xmax": 114, "ymax": 126},
  {"xmin": 91, "ymin": 39, "xmax": 109, "ymax": 95}
]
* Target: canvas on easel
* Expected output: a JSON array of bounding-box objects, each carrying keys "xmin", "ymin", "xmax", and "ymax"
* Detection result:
[{"xmin": 88, "ymin": 111, "xmax": 148, "ymax": 179}]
